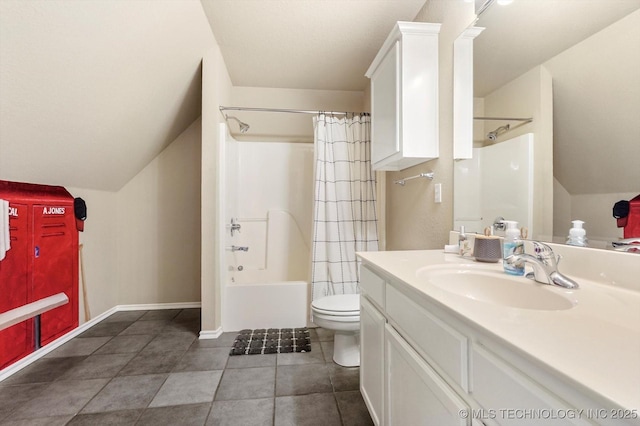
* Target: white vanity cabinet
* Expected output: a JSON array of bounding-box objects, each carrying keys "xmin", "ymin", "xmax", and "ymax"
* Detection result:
[
  {"xmin": 358, "ymin": 261, "xmax": 633, "ymax": 426},
  {"xmin": 365, "ymin": 22, "xmax": 441, "ymax": 171},
  {"xmin": 360, "ymin": 264, "xmax": 471, "ymax": 425}
]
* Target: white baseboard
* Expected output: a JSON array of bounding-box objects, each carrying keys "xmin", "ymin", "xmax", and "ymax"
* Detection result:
[
  {"xmin": 0, "ymin": 302, "xmax": 201, "ymax": 383},
  {"xmin": 199, "ymin": 328, "xmax": 223, "ymax": 339},
  {"xmin": 115, "ymin": 302, "xmax": 201, "ymax": 311},
  {"xmin": 0, "ymin": 306, "xmax": 117, "ymax": 382}
]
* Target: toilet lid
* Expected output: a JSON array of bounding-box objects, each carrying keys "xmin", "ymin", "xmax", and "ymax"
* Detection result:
[{"xmin": 311, "ymin": 294, "xmax": 360, "ymax": 315}]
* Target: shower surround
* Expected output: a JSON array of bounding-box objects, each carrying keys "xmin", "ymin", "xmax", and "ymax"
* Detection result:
[{"xmin": 220, "ymin": 125, "xmax": 313, "ymax": 331}]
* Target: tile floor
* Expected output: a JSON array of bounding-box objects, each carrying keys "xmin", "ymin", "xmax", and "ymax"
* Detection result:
[{"xmin": 0, "ymin": 309, "xmax": 374, "ymax": 426}]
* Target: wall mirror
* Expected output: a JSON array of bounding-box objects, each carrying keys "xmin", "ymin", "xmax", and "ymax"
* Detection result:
[{"xmin": 454, "ymin": 0, "xmax": 640, "ymax": 249}]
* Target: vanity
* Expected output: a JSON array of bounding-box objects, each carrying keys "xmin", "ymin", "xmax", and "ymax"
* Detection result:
[{"xmin": 357, "ymin": 248, "xmax": 640, "ymax": 426}]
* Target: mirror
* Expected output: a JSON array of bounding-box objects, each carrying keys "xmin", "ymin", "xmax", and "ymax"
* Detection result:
[{"xmin": 455, "ymin": 0, "xmax": 640, "ymax": 249}]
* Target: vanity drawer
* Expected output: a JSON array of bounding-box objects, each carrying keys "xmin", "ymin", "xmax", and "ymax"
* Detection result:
[
  {"xmin": 386, "ymin": 284, "xmax": 468, "ymax": 390},
  {"xmin": 360, "ymin": 265, "xmax": 385, "ymax": 308},
  {"xmin": 471, "ymin": 344, "xmax": 591, "ymax": 426}
]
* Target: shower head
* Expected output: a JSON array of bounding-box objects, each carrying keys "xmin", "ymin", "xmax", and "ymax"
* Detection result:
[
  {"xmin": 225, "ymin": 115, "xmax": 250, "ymax": 133},
  {"xmin": 487, "ymin": 124, "xmax": 510, "ymax": 141}
]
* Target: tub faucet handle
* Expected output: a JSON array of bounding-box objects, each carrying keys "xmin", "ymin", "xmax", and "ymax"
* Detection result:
[{"xmin": 228, "ymin": 218, "xmax": 242, "ymax": 236}]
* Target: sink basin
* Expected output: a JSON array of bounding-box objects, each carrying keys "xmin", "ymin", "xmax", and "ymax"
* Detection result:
[{"xmin": 416, "ymin": 265, "xmax": 576, "ymax": 311}]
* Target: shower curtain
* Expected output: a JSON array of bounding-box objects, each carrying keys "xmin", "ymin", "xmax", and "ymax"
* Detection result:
[{"xmin": 311, "ymin": 113, "xmax": 378, "ymax": 301}]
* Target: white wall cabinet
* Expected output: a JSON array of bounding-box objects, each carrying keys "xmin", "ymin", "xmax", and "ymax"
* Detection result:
[{"xmin": 366, "ymin": 22, "xmax": 441, "ymax": 171}]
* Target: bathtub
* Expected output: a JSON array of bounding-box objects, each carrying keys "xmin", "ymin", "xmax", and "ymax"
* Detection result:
[
  {"xmin": 222, "ymin": 280, "xmax": 308, "ymax": 332},
  {"xmin": 222, "ymin": 209, "xmax": 311, "ymax": 331}
]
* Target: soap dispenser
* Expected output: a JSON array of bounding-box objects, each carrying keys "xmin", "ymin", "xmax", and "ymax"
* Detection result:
[
  {"xmin": 567, "ymin": 220, "xmax": 588, "ymax": 247},
  {"xmin": 503, "ymin": 220, "xmax": 524, "ymax": 276}
]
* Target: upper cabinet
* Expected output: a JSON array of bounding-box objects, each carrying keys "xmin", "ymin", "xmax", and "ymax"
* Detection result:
[{"xmin": 366, "ymin": 22, "xmax": 441, "ymax": 171}]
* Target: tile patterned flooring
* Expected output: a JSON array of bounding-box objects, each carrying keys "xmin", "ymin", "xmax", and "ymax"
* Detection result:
[{"xmin": 0, "ymin": 309, "xmax": 373, "ymax": 425}]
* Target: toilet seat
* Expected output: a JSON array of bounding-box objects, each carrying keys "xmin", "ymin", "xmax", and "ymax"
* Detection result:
[
  {"xmin": 311, "ymin": 294, "xmax": 360, "ymax": 316},
  {"xmin": 312, "ymin": 311, "xmax": 360, "ymax": 323}
]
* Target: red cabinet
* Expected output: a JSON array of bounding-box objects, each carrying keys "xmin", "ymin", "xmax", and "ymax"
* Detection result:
[{"xmin": 0, "ymin": 181, "xmax": 79, "ymax": 369}]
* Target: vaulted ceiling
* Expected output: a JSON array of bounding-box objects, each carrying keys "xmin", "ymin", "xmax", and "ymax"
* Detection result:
[
  {"xmin": 3, "ymin": 0, "xmax": 637, "ymax": 197},
  {"xmin": 0, "ymin": 0, "xmax": 426, "ymax": 191},
  {"xmin": 0, "ymin": 0, "xmax": 215, "ymax": 191},
  {"xmin": 474, "ymin": 0, "xmax": 640, "ymax": 195}
]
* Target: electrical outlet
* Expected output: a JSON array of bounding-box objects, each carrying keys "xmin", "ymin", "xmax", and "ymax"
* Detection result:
[{"xmin": 434, "ymin": 183, "xmax": 442, "ymax": 203}]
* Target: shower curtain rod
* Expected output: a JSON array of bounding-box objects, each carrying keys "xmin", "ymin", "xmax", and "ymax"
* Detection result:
[
  {"xmin": 474, "ymin": 116, "xmax": 533, "ymax": 122},
  {"xmin": 219, "ymin": 106, "xmax": 369, "ymax": 116}
]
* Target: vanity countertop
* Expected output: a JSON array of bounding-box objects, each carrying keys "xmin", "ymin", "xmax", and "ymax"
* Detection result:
[{"xmin": 357, "ymin": 250, "xmax": 640, "ymax": 411}]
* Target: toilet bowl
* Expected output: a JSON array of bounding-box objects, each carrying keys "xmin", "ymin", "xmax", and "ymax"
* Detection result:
[{"xmin": 311, "ymin": 294, "xmax": 360, "ymax": 367}]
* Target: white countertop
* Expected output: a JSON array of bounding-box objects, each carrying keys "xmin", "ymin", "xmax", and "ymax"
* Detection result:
[{"xmin": 357, "ymin": 250, "xmax": 640, "ymax": 410}]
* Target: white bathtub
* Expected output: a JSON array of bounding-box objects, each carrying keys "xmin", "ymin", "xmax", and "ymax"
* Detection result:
[{"xmin": 222, "ymin": 280, "xmax": 308, "ymax": 332}]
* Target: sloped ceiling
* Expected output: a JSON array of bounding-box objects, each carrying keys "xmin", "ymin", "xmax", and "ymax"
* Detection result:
[
  {"xmin": 0, "ymin": 0, "xmax": 215, "ymax": 191},
  {"xmin": 199, "ymin": 0, "xmax": 427, "ymax": 91},
  {"xmin": 474, "ymin": 0, "xmax": 640, "ymax": 196},
  {"xmin": 0, "ymin": 0, "xmax": 426, "ymax": 191}
]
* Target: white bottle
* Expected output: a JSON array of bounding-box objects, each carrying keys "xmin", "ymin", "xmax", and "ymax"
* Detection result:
[
  {"xmin": 567, "ymin": 220, "xmax": 588, "ymax": 247},
  {"xmin": 502, "ymin": 220, "xmax": 524, "ymax": 276}
]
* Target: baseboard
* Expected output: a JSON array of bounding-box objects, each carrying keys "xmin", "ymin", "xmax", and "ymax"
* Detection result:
[
  {"xmin": 0, "ymin": 306, "xmax": 117, "ymax": 382},
  {"xmin": 199, "ymin": 328, "xmax": 223, "ymax": 339},
  {"xmin": 115, "ymin": 301, "xmax": 201, "ymax": 311},
  {"xmin": 0, "ymin": 302, "xmax": 201, "ymax": 383}
]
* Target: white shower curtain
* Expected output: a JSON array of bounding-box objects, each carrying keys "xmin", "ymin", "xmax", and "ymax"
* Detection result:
[{"xmin": 311, "ymin": 113, "xmax": 378, "ymax": 301}]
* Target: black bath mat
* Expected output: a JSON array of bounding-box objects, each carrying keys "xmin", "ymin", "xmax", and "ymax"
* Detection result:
[{"xmin": 230, "ymin": 328, "xmax": 311, "ymax": 355}]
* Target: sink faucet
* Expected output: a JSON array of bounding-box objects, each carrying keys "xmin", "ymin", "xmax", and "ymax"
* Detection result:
[{"xmin": 506, "ymin": 242, "xmax": 579, "ymax": 289}]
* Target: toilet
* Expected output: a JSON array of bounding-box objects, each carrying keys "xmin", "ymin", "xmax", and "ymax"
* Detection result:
[{"xmin": 311, "ymin": 294, "xmax": 360, "ymax": 367}]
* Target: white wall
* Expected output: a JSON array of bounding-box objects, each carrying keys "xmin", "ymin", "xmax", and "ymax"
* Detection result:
[
  {"xmin": 201, "ymin": 45, "xmax": 233, "ymax": 333},
  {"xmin": 65, "ymin": 187, "xmax": 118, "ymax": 322},
  {"xmin": 229, "ymin": 87, "xmax": 365, "ymax": 142},
  {"xmin": 116, "ymin": 118, "xmax": 202, "ymax": 305},
  {"xmin": 552, "ymin": 178, "xmax": 571, "ymax": 242},
  {"xmin": 545, "ymin": 10, "xmax": 640, "ymax": 196}
]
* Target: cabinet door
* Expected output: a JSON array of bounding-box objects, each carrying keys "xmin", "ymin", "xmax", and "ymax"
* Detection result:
[
  {"xmin": 371, "ymin": 40, "xmax": 399, "ymax": 166},
  {"xmin": 360, "ymin": 296, "xmax": 386, "ymax": 426},
  {"xmin": 385, "ymin": 324, "xmax": 469, "ymax": 426},
  {"xmin": 471, "ymin": 345, "xmax": 591, "ymax": 426}
]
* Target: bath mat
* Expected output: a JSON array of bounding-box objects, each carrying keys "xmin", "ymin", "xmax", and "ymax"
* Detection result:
[{"xmin": 230, "ymin": 328, "xmax": 311, "ymax": 355}]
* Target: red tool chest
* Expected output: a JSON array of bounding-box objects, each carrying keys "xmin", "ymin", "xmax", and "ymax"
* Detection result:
[
  {"xmin": 623, "ymin": 194, "xmax": 640, "ymax": 238},
  {"xmin": 0, "ymin": 180, "xmax": 79, "ymax": 369}
]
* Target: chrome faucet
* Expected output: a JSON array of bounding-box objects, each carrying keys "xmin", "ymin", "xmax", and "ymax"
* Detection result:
[{"xmin": 506, "ymin": 242, "xmax": 579, "ymax": 289}]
